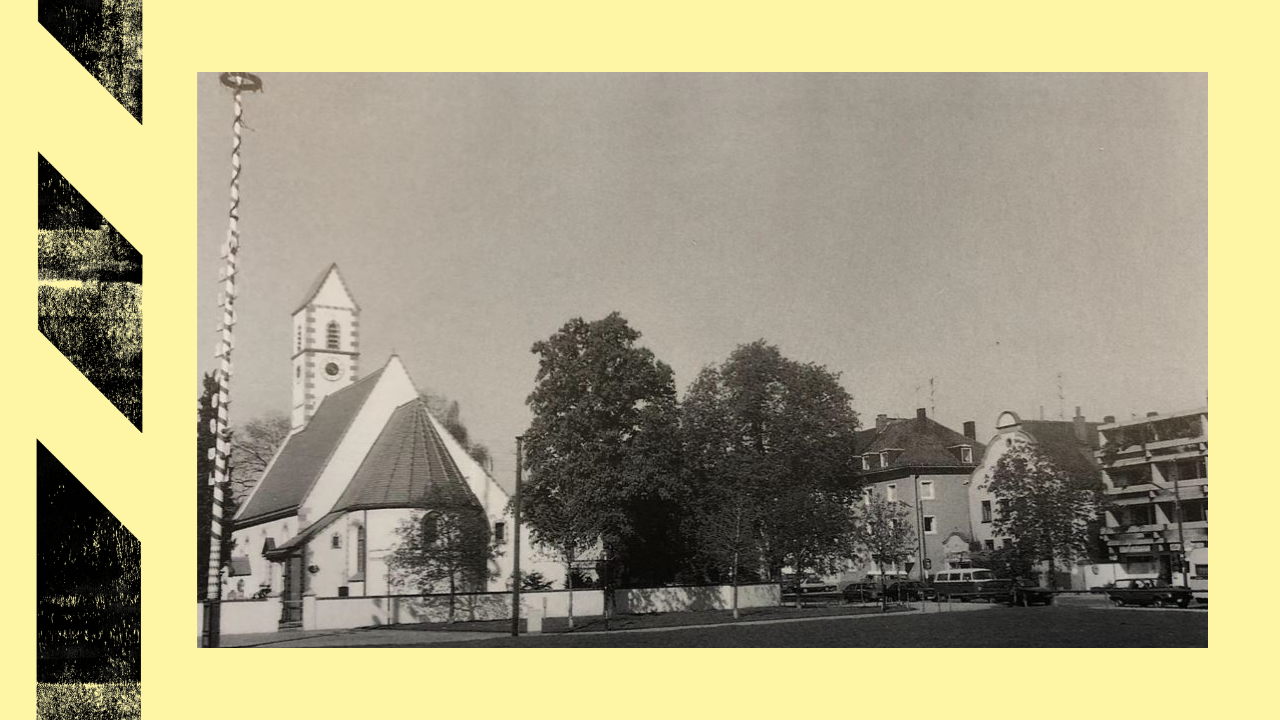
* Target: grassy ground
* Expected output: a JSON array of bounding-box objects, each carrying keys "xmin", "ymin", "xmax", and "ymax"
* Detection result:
[
  {"xmin": 36, "ymin": 683, "xmax": 140, "ymax": 720},
  {"xmin": 389, "ymin": 600, "xmax": 911, "ymax": 634},
  {"xmin": 415, "ymin": 606, "xmax": 1206, "ymax": 647}
]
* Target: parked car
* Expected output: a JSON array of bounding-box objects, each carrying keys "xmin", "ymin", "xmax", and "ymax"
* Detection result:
[
  {"xmin": 1105, "ymin": 578, "xmax": 1193, "ymax": 608},
  {"xmin": 798, "ymin": 574, "xmax": 838, "ymax": 594},
  {"xmin": 884, "ymin": 580, "xmax": 934, "ymax": 602},
  {"xmin": 842, "ymin": 581, "xmax": 884, "ymax": 603},
  {"xmin": 1007, "ymin": 580, "xmax": 1054, "ymax": 606}
]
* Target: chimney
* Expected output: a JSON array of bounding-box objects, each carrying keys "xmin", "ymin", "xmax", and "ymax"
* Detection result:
[
  {"xmin": 1073, "ymin": 406, "xmax": 1087, "ymax": 444},
  {"xmin": 963, "ymin": 420, "xmax": 976, "ymax": 440},
  {"xmin": 876, "ymin": 414, "xmax": 889, "ymax": 432},
  {"xmin": 1103, "ymin": 415, "xmax": 1115, "ymax": 424},
  {"xmin": 1146, "ymin": 411, "xmax": 1159, "ymax": 418},
  {"xmin": 916, "ymin": 408, "xmax": 927, "ymax": 423}
]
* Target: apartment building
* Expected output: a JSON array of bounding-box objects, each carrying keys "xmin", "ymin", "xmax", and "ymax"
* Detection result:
[{"xmin": 1096, "ymin": 408, "xmax": 1208, "ymax": 584}]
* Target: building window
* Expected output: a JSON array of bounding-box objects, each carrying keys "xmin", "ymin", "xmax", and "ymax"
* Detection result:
[
  {"xmin": 960, "ymin": 446, "xmax": 973, "ymax": 464},
  {"xmin": 331, "ymin": 533, "xmax": 341, "ymax": 549},
  {"xmin": 860, "ymin": 456, "xmax": 869, "ymax": 471},
  {"xmin": 919, "ymin": 480, "xmax": 934, "ymax": 500},
  {"xmin": 984, "ymin": 539, "xmax": 995, "ymax": 552},
  {"xmin": 494, "ymin": 521, "xmax": 506, "ymax": 544},
  {"xmin": 879, "ymin": 451, "xmax": 889, "ymax": 468},
  {"xmin": 356, "ymin": 525, "xmax": 367, "ymax": 576},
  {"xmin": 923, "ymin": 516, "xmax": 936, "ymax": 534},
  {"xmin": 326, "ymin": 321, "xmax": 340, "ymax": 350},
  {"xmin": 1181, "ymin": 499, "xmax": 1208, "ymax": 523},
  {"xmin": 981, "ymin": 500, "xmax": 992, "ymax": 523},
  {"xmin": 1130, "ymin": 505, "xmax": 1156, "ymax": 527},
  {"xmin": 886, "ymin": 484, "xmax": 897, "ymax": 503},
  {"xmin": 1174, "ymin": 458, "xmax": 1206, "ymax": 481}
]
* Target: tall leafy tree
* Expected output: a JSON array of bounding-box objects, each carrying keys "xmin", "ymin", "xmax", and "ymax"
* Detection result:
[
  {"xmin": 683, "ymin": 341, "xmax": 862, "ymax": 608},
  {"xmin": 386, "ymin": 509, "xmax": 497, "ymax": 624},
  {"xmin": 983, "ymin": 442, "xmax": 1106, "ymax": 588},
  {"xmin": 522, "ymin": 312, "xmax": 684, "ymax": 620},
  {"xmin": 851, "ymin": 497, "xmax": 917, "ymax": 612}
]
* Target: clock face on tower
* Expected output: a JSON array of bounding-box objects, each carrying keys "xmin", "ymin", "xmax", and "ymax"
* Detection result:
[{"xmin": 324, "ymin": 361, "xmax": 342, "ymax": 380}]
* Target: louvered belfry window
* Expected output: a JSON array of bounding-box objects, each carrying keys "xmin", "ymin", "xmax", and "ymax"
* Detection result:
[{"xmin": 327, "ymin": 321, "xmax": 341, "ymax": 350}]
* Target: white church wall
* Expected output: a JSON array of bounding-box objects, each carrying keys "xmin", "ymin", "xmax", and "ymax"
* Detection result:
[
  {"xmin": 198, "ymin": 597, "xmax": 283, "ymax": 635},
  {"xmin": 296, "ymin": 357, "xmax": 417, "ymax": 525}
]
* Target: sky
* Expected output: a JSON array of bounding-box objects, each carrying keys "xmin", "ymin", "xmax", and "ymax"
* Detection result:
[{"xmin": 197, "ymin": 73, "xmax": 1207, "ymax": 484}]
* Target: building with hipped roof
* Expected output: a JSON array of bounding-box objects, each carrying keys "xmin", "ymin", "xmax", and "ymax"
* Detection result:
[
  {"xmin": 850, "ymin": 408, "xmax": 985, "ymax": 581},
  {"xmin": 223, "ymin": 265, "xmax": 563, "ymax": 629}
]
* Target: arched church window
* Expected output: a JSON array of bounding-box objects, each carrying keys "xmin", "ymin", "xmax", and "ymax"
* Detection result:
[
  {"xmin": 326, "ymin": 321, "xmax": 340, "ymax": 350},
  {"xmin": 356, "ymin": 525, "xmax": 366, "ymax": 576}
]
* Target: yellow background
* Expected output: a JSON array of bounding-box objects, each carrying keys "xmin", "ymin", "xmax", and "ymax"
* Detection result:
[{"xmin": 0, "ymin": 2, "xmax": 1260, "ymax": 718}]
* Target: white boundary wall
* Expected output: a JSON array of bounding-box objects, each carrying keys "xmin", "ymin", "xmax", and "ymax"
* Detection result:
[{"xmin": 202, "ymin": 583, "xmax": 782, "ymax": 634}]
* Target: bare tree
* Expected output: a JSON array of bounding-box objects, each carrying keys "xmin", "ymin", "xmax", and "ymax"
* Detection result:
[{"xmin": 229, "ymin": 411, "xmax": 291, "ymax": 503}]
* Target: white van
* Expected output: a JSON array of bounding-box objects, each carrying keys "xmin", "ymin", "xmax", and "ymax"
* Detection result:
[{"xmin": 932, "ymin": 568, "xmax": 1003, "ymax": 601}]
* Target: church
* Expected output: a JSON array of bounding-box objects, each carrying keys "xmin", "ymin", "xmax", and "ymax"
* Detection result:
[{"xmin": 224, "ymin": 265, "xmax": 560, "ymax": 629}]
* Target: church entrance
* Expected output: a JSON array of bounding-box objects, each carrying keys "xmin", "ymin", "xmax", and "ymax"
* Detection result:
[{"xmin": 280, "ymin": 554, "xmax": 305, "ymax": 629}]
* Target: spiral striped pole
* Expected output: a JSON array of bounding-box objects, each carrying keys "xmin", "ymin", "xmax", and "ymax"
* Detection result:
[{"xmin": 204, "ymin": 72, "xmax": 262, "ymax": 648}]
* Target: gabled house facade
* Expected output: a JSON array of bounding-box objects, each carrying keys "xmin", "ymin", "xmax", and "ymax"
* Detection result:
[
  {"xmin": 852, "ymin": 408, "xmax": 985, "ymax": 580},
  {"xmin": 967, "ymin": 407, "xmax": 1105, "ymax": 588},
  {"xmin": 224, "ymin": 265, "xmax": 561, "ymax": 629}
]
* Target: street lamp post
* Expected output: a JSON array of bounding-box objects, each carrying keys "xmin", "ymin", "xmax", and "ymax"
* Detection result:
[{"xmin": 511, "ymin": 435, "xmax": 523, "ymax": 636}]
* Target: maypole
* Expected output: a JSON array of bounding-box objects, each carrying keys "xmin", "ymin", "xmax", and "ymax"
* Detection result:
[{"xmin": 203, "ymin": 72, "xmax": 263, "ymax": 648}]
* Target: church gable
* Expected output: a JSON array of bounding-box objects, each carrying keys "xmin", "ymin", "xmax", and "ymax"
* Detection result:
[
  {"xmin": 235, "ymin": 367, "xmax": 385, "ymax": 526},
  {"xmin": 295, "ymin": 355, "xmax": 419, "ymax": 525},
  {"xmin": 294, "ymin": 264, "xmax": 360, "ymax": 313}
]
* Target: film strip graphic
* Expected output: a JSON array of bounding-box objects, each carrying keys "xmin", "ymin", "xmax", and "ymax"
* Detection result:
[{"xmin": 34, "ymin": 1, "xmax": 146, "ymax": 709}]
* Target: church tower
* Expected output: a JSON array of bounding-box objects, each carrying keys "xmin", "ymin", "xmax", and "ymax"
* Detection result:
[{"xmin": 291, "ymin": 264, "xmax": 361, "ymax": 429}]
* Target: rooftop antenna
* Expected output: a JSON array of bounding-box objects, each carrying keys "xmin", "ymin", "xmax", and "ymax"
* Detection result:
[
  {"xmin": 929, "ymin": 377, "xmax": 935, "ymax": 419},
  {"xmin": 204, "ymin": 72, "xmax": 263, "ymax": 649},
  {"xmin": 1057, "ymin": 371, "xmax": 1065, "ymax": 420}
]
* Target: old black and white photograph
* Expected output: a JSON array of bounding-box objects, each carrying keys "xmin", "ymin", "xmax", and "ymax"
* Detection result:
[{"xmin": 196, "ymin": 73, "xmax": 1206, "ymax": 648}]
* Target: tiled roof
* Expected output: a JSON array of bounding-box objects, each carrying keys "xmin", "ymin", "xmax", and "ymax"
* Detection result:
[
  {"xmin": 265, "ymin": 511, "xmax": 343, "ymax": 558},
  {"xmin": 332, "ymin": 400, "xmax": 483, "ymax": 514},
  {"xmin": 235, "ymin": 367, "xmax": 385, "ymax": 525},
  {"xmin": 1018, "ymin": 420, "xmax": 1101, "ymax": 478},
  {"xmin": 856, "ymin": 415, "xmax": 983, "ymax": 471}
]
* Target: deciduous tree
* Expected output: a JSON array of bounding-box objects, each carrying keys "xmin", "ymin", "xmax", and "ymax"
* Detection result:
[
  {"xmin": 683, "ymin": 341, "xmax": 862, "ymax": 609},
  {"xmin": 851, "ymin": 497, "xmax": 917, "ymax": 612},
  {"xmin": 386, "ymin": 509, "xmax": 497, "ymax": 624},
  {"xmin": 521, "ymin": 312, "xmax": 684, "ymax": 624},
  {"xmin": 983, "ymin": 442, "xmax": 1105, "ymax": 588}
]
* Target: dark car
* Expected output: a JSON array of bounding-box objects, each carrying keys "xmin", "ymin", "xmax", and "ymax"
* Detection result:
[
  {"xmin": 842, "ymin": 581, "xmax": 884, "ymax": 603},
  {"xmin": 1105, "ymin": 578, "xmax": 1193, "ymax": 608},
  {"xmin": 1007, "ymin": 581, "xmax": 1054, "ymax": 606},
  {"xmin": 883, "ymin": 580, "xmax": 934, "ymax": 602}
]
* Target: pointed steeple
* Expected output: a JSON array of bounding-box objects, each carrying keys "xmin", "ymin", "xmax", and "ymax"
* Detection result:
[{"xmin": 292, "ymin": 265, "xmax": 361, "ymax": 429}]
